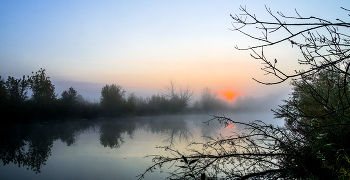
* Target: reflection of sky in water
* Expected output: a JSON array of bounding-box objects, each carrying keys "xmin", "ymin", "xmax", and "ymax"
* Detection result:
[{"xmin": 0, "ymin": 113, "xmax": 281, "ymax": 180}]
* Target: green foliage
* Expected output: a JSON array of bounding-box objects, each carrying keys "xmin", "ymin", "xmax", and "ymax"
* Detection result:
[
  {"xmin": 273, "ymin": 72, "xmax": 350, "ymax": 179},
  {"xmin": 278, "ymin": 71, "xmax": 350, "ymax": 126}
]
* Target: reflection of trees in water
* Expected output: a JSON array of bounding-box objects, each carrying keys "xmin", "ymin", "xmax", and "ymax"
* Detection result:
[
  {"xmin": 99, "ymin": 118, "xmax": 137, "ymax": 148},
  {"xmin": 0, "ymin": 115, "xmax": 226, "ymax": 174},
  {"xmin": 199, "ymin": 121, "xmax": 220, "ymax": 139},
  {"xmin": 192, "ymin": 115, "xmax": 221, "ymax": 139},
  {"xmin": 24, "ymin": 128, "xmax": 54, "ymax": 173},
  {"xmin": 0, "ymin": 117, "xmax": 140, "ymax": 174},
  {"xmin": 0, "ymin": 126, "xmax": 30, "ymax": 170},
  {"xmin": 0, "ymin": 120, "xmax": 95, "ymax": 173},
  {"xmin": 142, "ymin": 116, "xmax": 193, "ymax": 147},
  {"xmin": 196, "ymin": 114, "xmax": 251, "ymax": 141}
]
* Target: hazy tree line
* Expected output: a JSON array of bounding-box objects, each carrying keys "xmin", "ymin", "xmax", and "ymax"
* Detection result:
[{"xmin": 0, "ymin": 69, "xmax": 229, "ymax": 124}]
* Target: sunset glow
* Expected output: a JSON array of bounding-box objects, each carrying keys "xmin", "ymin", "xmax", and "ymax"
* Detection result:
[
  {"xmin": 218, "ymin": 91, "xmax": 239, "ymax": 101},
  {"xmin": 0, "ymin": 0, "xmax": 343, "ymax": 101}
]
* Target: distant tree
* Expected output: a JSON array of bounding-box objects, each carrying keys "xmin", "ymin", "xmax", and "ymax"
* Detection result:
[
  {"xmin": 125, "ymin": 93, "xmax": 137, "ymax": 114},
  {"xmin": 0, "ymin": 77, "xmax": 8, "ymax": 116},
  {"xmin": 5, "ymin": 75, "xmax": 29, "ymax": 105},
  {"xmin": 199, "ymin": 87, "xmax": 227, "ymax": 112},
  {"xmin": 100, "ymin": 84, "xmax": 126, "ymax": 116},
  {"xmin": 200, "ymin": 87, "xmax": 217, "ymax": 110},
  {"xmin": 178, "ymin": 84, "xmax": 194, "ymax": 108},
  {"xmin": 28, "ymin": 68, "xmax": 56, "ymax": 104},
  {"xmin": 61, "ymin": 87, "xmax": 78, "ymax": 105},
  {"xmin": 134, "ymin": 96, "xmax": 146, "ymax": 107},
  {"xmin": 0, "ymin": 77, "xmax": 6, "ymax": 98},
  {"xmin": 59, "ymin": 87, "xmax": 79, "ymax": 117},
  {"xmin": 148, "ymin": 95, "xmax": 170, "ymax": 113},
  {"xmin": 76, "ymin": 94, "xmax": 85, "ymax": 104},
  {"xmin": 163, "ymin": 79, "xmax": 194, "ymax": 112},
  {"xmin": 192, "ymin": 100, "xmax": 201, "ymax": 109},
  {"xmin": 0, "ymin": 75, "xmax": 30, "ymax": 120},
  {"xmin": 27, "ymin": 68, "xmax": 57, "ymax": 118}
]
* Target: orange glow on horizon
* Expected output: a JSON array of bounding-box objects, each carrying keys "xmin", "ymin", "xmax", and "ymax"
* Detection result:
[{"xmin": 218, "ymin": 91, "xmax": 239, "ymax": 101}]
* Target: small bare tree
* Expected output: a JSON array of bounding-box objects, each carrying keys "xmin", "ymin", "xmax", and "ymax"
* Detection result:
[{"xmin": 163, "ymin": 79, "xmax": 194, "ymax": 110}]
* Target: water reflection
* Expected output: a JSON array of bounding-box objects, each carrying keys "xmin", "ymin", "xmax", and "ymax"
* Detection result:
[
  {"xmin": 99, "ymin": 118, "xmax": 137, "ymax": 148},
  {"xmin": 142, "ymin": 115, "xmax": 193, "ymax": 147},
  {"xmin": 0, "ymin": 120, "xmax": 95, "ymax": 173},
  {"xmin": 0, "ymin": 115, "xmax": 227, "ymax": 177}
]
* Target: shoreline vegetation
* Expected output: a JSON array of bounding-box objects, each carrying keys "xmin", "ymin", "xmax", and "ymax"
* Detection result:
[{"xmin": 0, "ymin": 68, "xmax": 233, "ymax": 124}]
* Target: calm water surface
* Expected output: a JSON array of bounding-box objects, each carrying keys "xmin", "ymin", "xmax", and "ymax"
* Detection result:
[{"xmin": 0, "ymin": 112, "xmax": 282, "ymax": 180}]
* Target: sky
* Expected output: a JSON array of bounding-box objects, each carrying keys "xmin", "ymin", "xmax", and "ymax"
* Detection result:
[{"xmin": 0, "ymin": 0, "xmax": 348, "ymax": 103}]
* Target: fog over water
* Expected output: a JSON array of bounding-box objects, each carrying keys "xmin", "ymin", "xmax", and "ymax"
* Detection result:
[{"xmin": 0, "ymin": 111, "xmax": 282, "ymax": 180}]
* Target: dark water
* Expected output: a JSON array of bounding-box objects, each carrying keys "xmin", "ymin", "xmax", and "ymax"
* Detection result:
[{"xmin": 0, "ymin": 113, "xmax": 282, "ymax": 180}]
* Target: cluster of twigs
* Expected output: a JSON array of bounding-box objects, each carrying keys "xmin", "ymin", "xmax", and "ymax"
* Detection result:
[
  {"xmin": 230, "ymin": 6, "xmax": 350, "ymax": 85},
  {"xmin": 138, "ymin": 116, "xmax": 309, "ymax": 179}
]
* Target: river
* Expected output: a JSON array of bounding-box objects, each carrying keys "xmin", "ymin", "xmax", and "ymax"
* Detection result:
[{"xmin": 0, "ymin": 112, "xmax": 283, "ymax": 180}]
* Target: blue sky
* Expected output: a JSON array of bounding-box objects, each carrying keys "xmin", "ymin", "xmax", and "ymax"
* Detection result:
[{"xmin": 0, "ymin": 0, "xmax": 348, "ymax": 102}]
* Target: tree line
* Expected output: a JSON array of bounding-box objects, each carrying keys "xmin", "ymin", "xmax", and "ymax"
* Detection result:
[
  {"xmin": 0, "ymin": 69, "xmax": 230, "ymax": 124},
  {"xmin": 0, "ymin": 68, "xmax": 98, "ymax": 122}
]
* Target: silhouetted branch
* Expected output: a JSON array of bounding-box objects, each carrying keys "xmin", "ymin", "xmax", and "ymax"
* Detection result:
[{"xmin": 230, "ymin": 5, "xmax": 350, "ymax": 85}]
